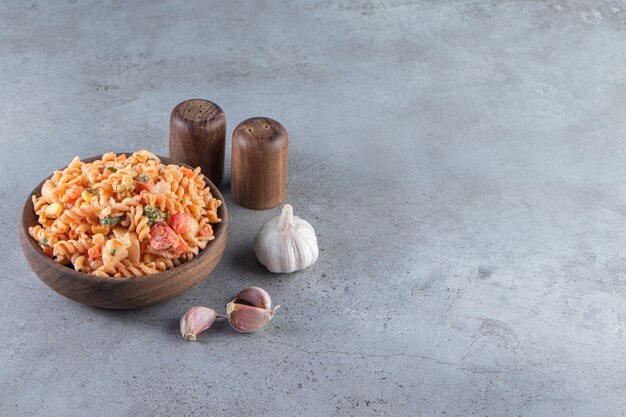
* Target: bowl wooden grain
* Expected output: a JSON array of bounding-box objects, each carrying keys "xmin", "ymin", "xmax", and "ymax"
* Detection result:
[{"xmin": 19, "ymin": 154, "xmax": 228, "ymax": 309}]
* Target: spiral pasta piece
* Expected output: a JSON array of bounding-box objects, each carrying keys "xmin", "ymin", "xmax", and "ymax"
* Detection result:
[
  {"xmin": 53, "ymin": 238, "xmax": 92, "ymax": 259},
  {"xmin": 71, "ymin": 253, "xmax": 89, "ymax": 272},
  {"xmin": 127, "ymin": 205, "xmax": 151, "ymax": 242}
]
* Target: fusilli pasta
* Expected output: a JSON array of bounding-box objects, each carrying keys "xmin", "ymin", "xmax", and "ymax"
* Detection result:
[{"xmin": 29, "ymin": 150, "xmax": 221, "ymax": 277}]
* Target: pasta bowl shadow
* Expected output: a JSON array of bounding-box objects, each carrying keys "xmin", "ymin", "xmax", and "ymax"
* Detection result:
[{"xmin": 19, "ymin": 154, "xmax": 228, "ymax": 309}]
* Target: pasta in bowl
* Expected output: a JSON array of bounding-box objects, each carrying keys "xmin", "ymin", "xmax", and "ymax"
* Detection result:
[{"xmin": 19, "ymin": 150, "xmax": 228, "ymax": 309}]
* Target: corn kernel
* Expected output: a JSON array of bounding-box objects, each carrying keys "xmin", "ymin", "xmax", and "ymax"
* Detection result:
[
  {"xmin": 91, "ymin": 224, "xmax": 110, "ymax": 235},
  {"xmin": 45, "ymin": 203, "xmax": 63, "ymax": 218},
  {"xmin": 121, "ymin": 174, "xmax": 134, "ymax": 187},
  {"xmin": 81, "ymin": 190, "xmax": 94, "ymax": 203}
]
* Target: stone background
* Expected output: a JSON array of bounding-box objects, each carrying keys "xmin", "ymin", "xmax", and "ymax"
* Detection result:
[{"xmin": 1, "ymin": 1, "xmax": 625, "ymax": 416}]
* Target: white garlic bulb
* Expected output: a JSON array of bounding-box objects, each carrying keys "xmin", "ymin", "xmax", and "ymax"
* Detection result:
[{"xmin": 254, "ymin": 204, "xmax": 318, "ymax": 273}]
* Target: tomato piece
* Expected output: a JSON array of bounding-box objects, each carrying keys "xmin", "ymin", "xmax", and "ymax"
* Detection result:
[
  {"xmin": 66, "ymin": 185, "xmax": 84, "ymax": 201},
  {"xmin": 149, "ymin": 222, "xmax": 180, "ymax": 251},
  {"xmin": 199, "ymin": 224, "xmax": 213, "ymax": 237},
  {"xmin": 170, "ymin": 213, "xmax": 199, "ymax": 241},
  {"xmin": 169, "ymin": 213, "xmax": 192, "ymax": 235},
  {"xmin": 63, "ymin": 185, "xmax": 84, "ymax": 207},
  {"xmin": 88, "ymin": 245, "xmax": 102, "ymax": 260},
  {"xmin": 136, "ymin": 179, "xmax": 155, "ymax": 192}
]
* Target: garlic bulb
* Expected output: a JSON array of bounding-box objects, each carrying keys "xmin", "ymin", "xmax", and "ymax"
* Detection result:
[{"xmin": 254, "ymin": 204, "xmax": 318, "ymax": 273}]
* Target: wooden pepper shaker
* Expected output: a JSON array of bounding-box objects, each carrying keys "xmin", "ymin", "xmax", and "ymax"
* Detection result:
[
  {"xmin": 169, "ymin": 99, "xmax": 226, "ymax": 187},
  {"xmin": 231, "ymin": 117, "xmax": 288, "ymax": 210}
]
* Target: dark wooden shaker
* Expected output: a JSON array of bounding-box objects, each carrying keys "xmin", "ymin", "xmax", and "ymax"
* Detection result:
[
  {"xmin": 169, "ymin": 99, "xmax": 226, "ymax": 187},
  {"xmin": 231, "ymin": 117, "xmax": 288, "ymax": 210}
]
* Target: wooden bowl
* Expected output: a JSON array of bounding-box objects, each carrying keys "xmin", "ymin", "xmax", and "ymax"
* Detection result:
[{"xmin": 19, "ymin": 154, "xmax": 228, "ymax": 309}]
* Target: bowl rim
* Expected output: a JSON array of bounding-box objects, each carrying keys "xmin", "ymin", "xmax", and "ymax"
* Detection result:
[{"xmin": 20, "ymin": 153, "xmax": 228, "ymax": 284}]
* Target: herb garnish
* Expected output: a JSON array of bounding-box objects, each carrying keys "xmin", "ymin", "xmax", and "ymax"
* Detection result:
[
  {"xmin": 144, "ymin": 205, "xmax": 166, "ymax": 226},
  {"xmin": 100, "ymin": 216, "xmax": 123, "ymax": 226}
]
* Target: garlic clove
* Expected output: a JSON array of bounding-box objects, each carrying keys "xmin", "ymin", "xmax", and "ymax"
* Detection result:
[
  {"xmin": 226, "ymin": 301, "xmax": 280, "ymax": 333},
  {"xmin": 254, "ymin": 204, "xmax": 319, "ymax": 273},
  {"xmin": 234, "ymin": 287, "xmax": 272, "ymax": 310},
  {"xmin": 180, "ymin": 306, "xmax": 217, "ymax": 341}
]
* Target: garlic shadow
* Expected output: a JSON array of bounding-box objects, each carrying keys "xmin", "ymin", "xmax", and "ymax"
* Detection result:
[{"xmin": 228, "ymin": 243, "xmax": 271, "ymax": 277}]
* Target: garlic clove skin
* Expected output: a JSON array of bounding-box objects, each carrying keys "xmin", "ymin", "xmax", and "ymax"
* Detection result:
[
  {"xmin": 254, "ymin": 204, "xmax": 319, "ymax": 273},
  {"xmin": 226, "ymin": 301, "xmax": 280, "ymax": 333},
  {"xmin": 234, "ymin": 286, "xmax": 272, "ymax": 310},
  {"xmin": 180, "ymin": 306, "xmax": 217, "ymax": 341}
]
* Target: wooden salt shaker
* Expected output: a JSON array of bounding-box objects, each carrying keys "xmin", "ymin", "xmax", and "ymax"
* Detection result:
[
  {"xmin": 231, "ymin": 117, "xmax": 288, "ymax": 210},
  {"xmin": 169, "ymin": 99, "xmax": 226, "ymax": 187}
]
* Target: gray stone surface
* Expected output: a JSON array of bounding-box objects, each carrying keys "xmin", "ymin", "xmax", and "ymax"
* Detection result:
[{"xmin": 1, "ymin": 0, "xmax": 625, "ymax": 415}]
